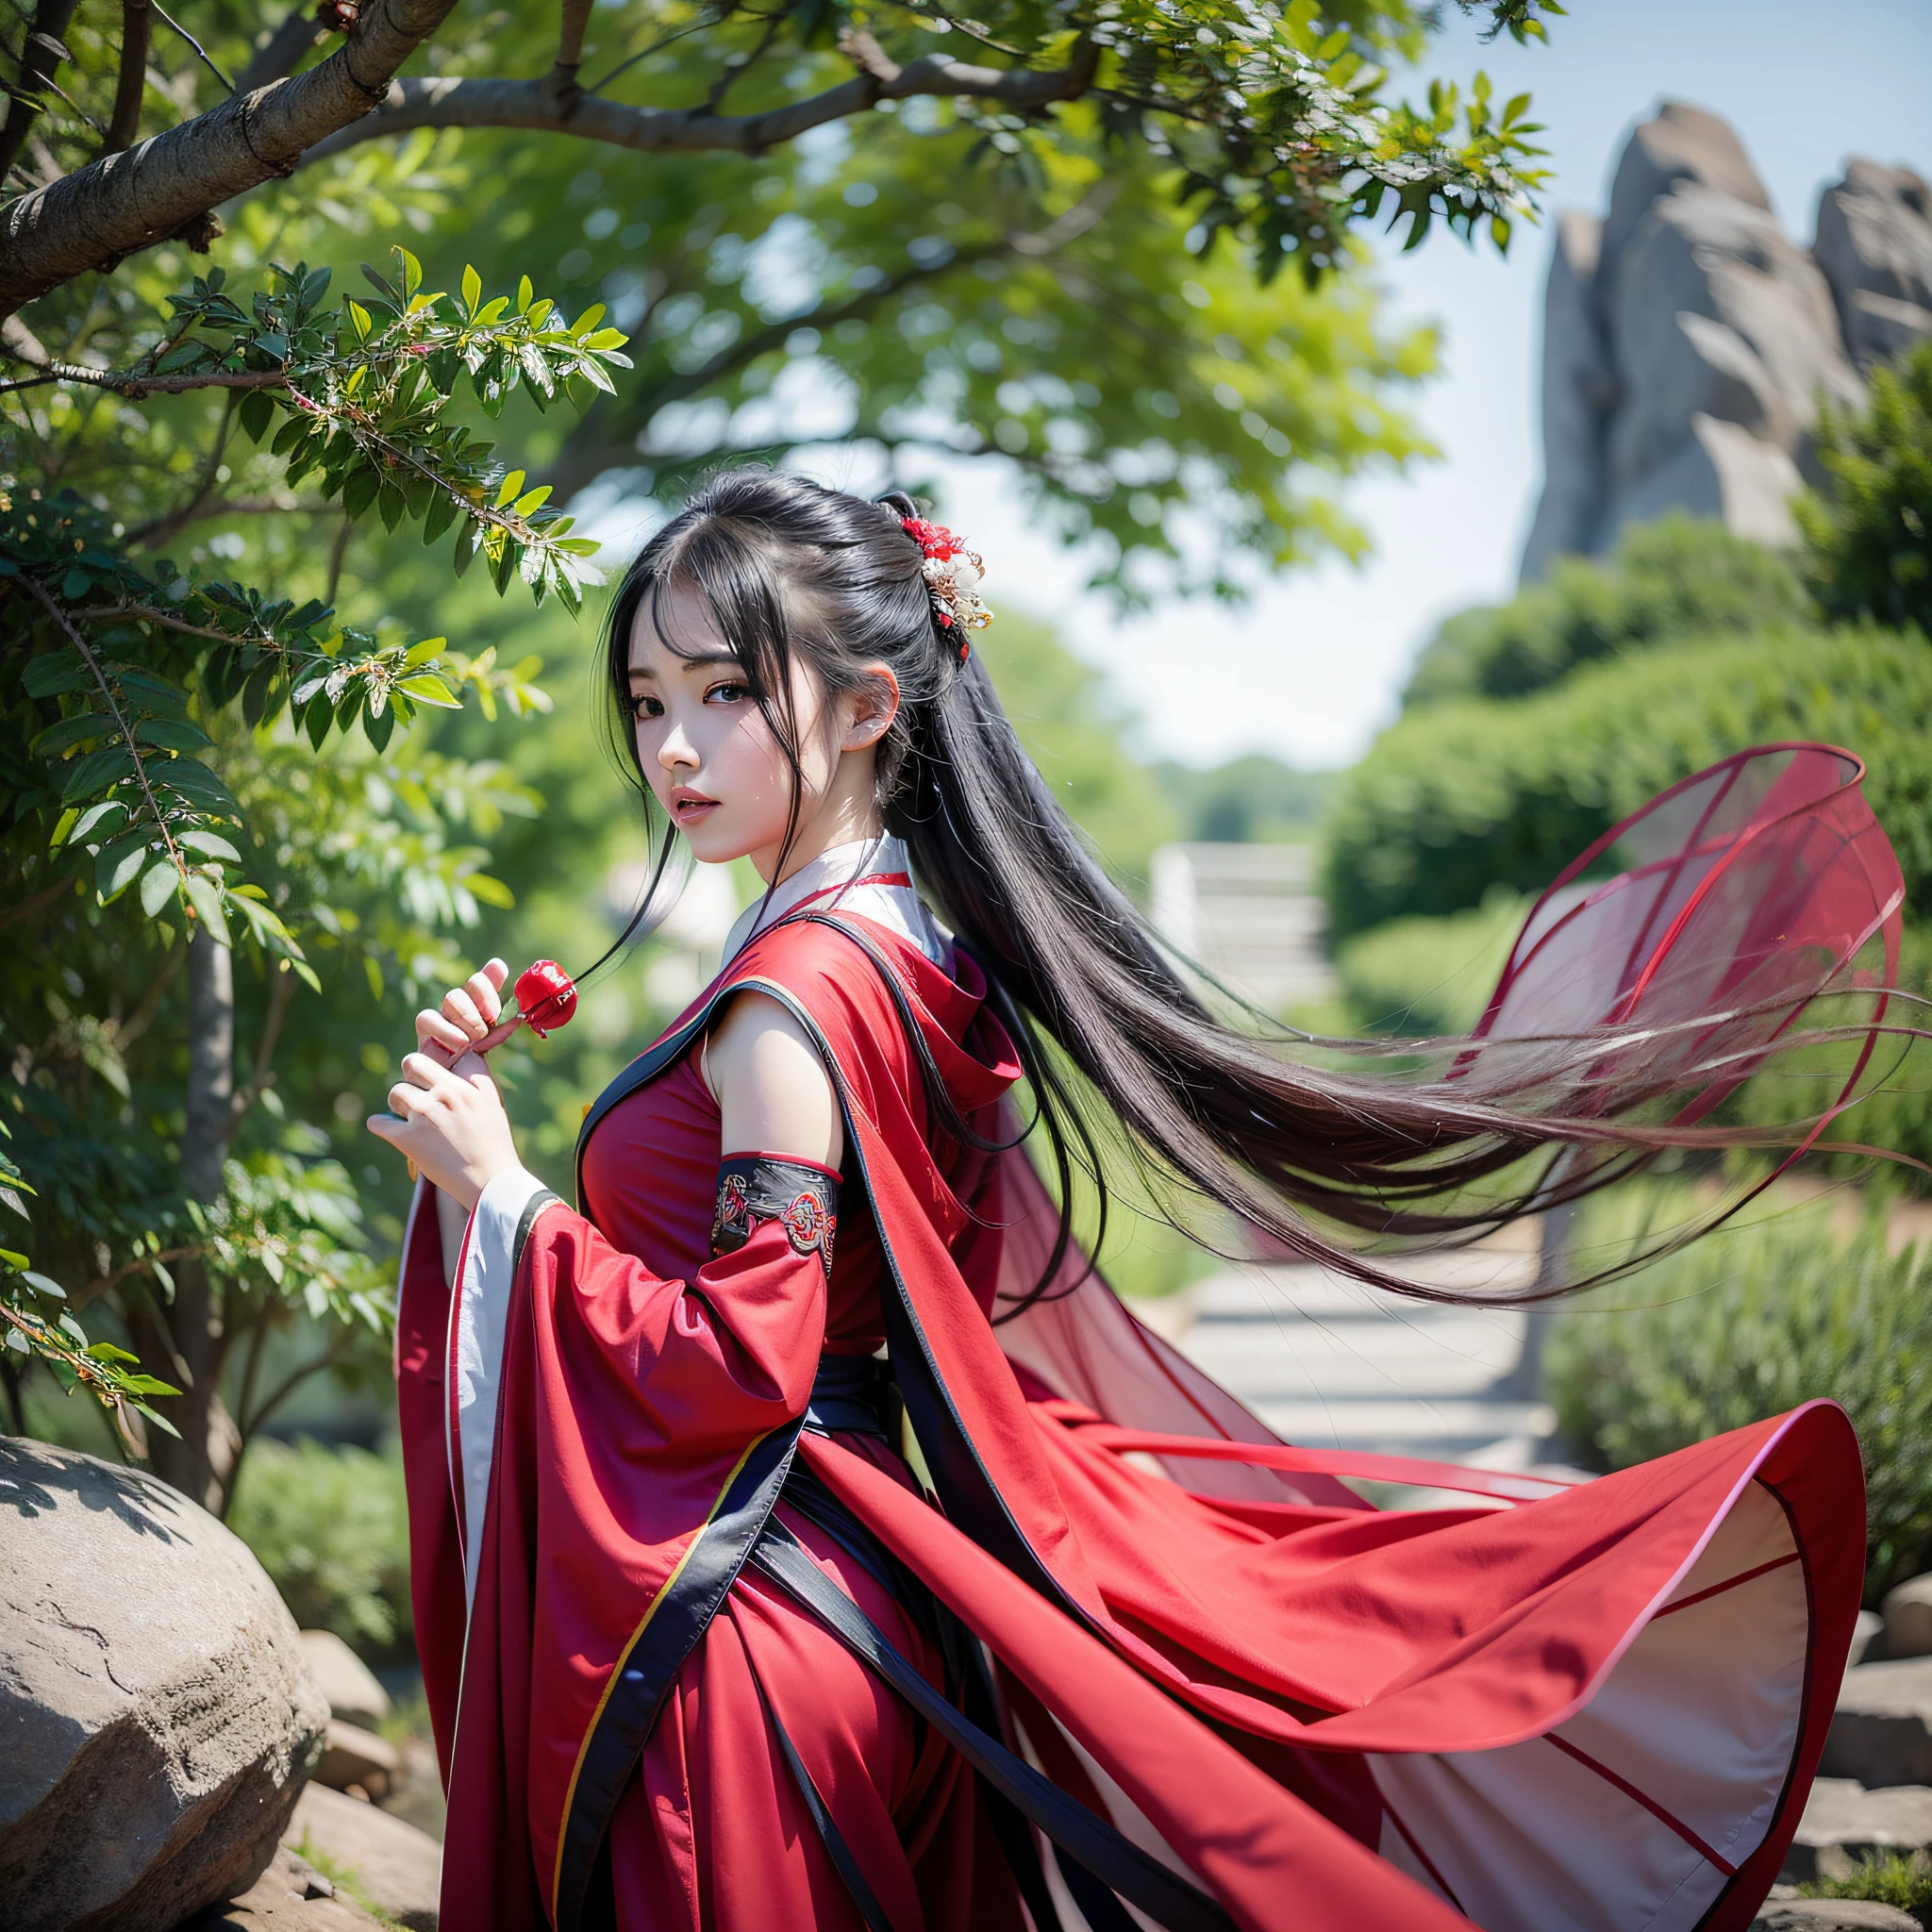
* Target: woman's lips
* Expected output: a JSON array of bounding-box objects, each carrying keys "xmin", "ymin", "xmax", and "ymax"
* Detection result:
[{"xmin": 670, "ymin": 790, "xmax": 719, "ymax": 825}]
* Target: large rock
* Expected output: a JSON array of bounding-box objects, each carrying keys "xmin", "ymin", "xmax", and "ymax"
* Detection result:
[
  {"xmin": 1520, "ymin": 103, "xmax": 1930, "ymax": 580},
  {"xmin": 1823, "ymin": 1657, "xmax": 1932, "ymax": 1789},
  {"xmin": 1779, "ymin": 1775, "xmax": 1932, "ymax": 1881},
  {"xmin": 289, "ymin": 1783, "xmax": 441, "ymax": 1929},
  {"xmin": 1813, "ymin": 161, "xmax": 1932, "ymax": 369},
  {"xmin": 295, "ymin": 1631, "xmax": 391, "ymax": 1731},
  {"xmin": 181, "ymin": 1843, "xmax": 390, "ymax": 1931},
  {"xmin": 0, "ymin": 1438, "xmax": 328, "ymax": 1932},
  {"xmin": 315, "ymin": 1717, "xmax": 400, "ymax": 1800},
  {"xmin": 1753, "ymin": 1901, "xmax": 1924, "ymax": 1931},
  {"xmin": 1881, "ymin": 1574, "xmax": 1932, "ymax": 1660}
]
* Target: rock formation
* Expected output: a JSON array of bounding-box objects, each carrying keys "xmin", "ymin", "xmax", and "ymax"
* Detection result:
[
  {"xmin": 1522, "ymin": 102, "xmax": 1932, "ymax": 580},
  {"xmin": 0, "ymin": 1438, "xmax": 329, "ymax": 1932}
]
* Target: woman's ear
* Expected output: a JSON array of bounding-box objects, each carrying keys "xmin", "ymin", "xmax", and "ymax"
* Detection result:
[{"xmin": 841, "ymin": 664, "xmax": 901, "ymax": 752}]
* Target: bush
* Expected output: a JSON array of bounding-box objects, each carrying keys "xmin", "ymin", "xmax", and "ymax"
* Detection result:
[
  {"xmin": 1402, "ymin": 516, "xmax": 1810, "ymax": 709},
  {"xmin": 1322, "ymin": 621, "xmax": 1932, "ymax": 940},
  {"xmin": 1801, "ymin": 337, "xmax": 1932, "ymax": 637},
  {"xmin": 1331, "ymin": 889, "xmax": 1529, "ymax": 1036},
  {"xmin": 226, "ymin": 1437, "xmax": 412, "ymax": 1660},
  {"xmin": 1548, "ymin": 1195, "xmax": 1932, "ymax": 1604}
]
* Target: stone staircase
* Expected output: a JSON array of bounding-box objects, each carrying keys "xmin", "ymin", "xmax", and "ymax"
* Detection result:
[{"xmin": 1149, "ymin": 1235, "xmax": 1566, "ymax": 1476}]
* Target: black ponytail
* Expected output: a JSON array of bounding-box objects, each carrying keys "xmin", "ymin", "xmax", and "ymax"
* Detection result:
[{"xmin": 599, "ymin": 467, "xmax": 1891, "ymax": 1309}]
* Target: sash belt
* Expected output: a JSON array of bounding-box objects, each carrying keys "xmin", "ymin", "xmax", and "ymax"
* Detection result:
[{"xmin": 803, "ymin": 1352, "xmax": 895, "ymax": 1440}]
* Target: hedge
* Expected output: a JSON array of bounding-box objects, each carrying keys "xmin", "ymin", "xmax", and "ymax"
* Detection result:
[
  {"xmin": 1323, "ymin": 620, "xmax": 1932, "ymax": 941},
  {"xmin": 1402, "ymin": 515, "xmax": 1810, "ymax": 709}
]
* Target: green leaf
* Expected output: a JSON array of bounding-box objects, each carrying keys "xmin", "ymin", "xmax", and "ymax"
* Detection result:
[
  {"xmin": 377, "ymin": 482, "xmax": 408, "ymax": 534},
  {"xmin": 403, "ymin": 636, "xmax": 446, "ymax": 666},
  {"xmin": 62, "ymin": 567, "xmax": 92, "ymax": 600},
  {"xmin": 395, "ymin": 675, "xmax": 461, "ymax": 708},
  {"xmin": 516, "ymin": 275, "xmax": 534, "ymax": 315},
  {"xmin": 422, "ymin": 491, "xmax": 458, "ymax": 544},
  {"xmin": 462, "ymin": 263, "xmax": 482, "ymax": 315},
  {"xmin": 182, "ymin": 870, "xmax": 228, "ymax": 942},
  {"xmin": 511, "ymin": 485, "xmax": 553, "ymax": 518},
  {"xmin": 363, "ymin": 702, "xmax": 395, "ymax": 753},
  {"xmin": 398, "ymin": 248, "xmax": 424, "ymax": 302},
  {"xmin": 97, "ymin": 833, "xmax": 152, "ymax": 900},
  {"xmin": 178, "ymin": 828, "xmax": 242, "ymax": 863},
  {"xmin": 69, "ymin": 799, "xmax": 128, "ymax": 844},
  {"xmin": 22, "ymin": 1271, "xmax": 65, "ymax": 1299},
  {"xmin": 62, "ymin": 747, "xmax": 136, "ymax": 801},
  {"xmin": 494, "ymin": 470, "xmax": 526, "ymax": 509},
  {"xmin": 238, "ymin": 390, "xmax": 275, "ymax": 441},
  {"xmin": 22, "ymin": 656, "xmax": 92, "ymax": 699},
  {"xmin": 135, "ymin": 717, "xmax": 213, "ymax": 752},
  {"xmin": 341, "ymin": 467, "xmax": 380, "ymax": 520},
  {"xmin": 139, "ymin": 861, "xmax": 181, "ymax": 917},
  {"xmin": 466, "ymin": 872, "xmax": 513, "ymax": 908},
  {"xmin": 31, "ymin": 711, "xmax": 111, "ymax": 758}
]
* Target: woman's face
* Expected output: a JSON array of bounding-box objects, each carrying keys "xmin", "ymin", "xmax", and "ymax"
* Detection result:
[{"xmin": 626, "ymin": 580, "xmax": 876, "ymax": 879}]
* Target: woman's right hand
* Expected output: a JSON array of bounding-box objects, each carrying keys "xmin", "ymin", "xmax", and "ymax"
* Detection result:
[{"xmin": 416, "ymin": 958, "xmax": 510, "ymax": 1065}]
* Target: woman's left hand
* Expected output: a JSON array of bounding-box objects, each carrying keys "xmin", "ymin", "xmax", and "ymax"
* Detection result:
[{"xmin": 366, "ymin": 1048, "xmax": 522, "ymax": 1210}]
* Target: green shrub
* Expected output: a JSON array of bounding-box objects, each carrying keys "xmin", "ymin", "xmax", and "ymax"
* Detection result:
[
  {"xmin": 1404, "ymin": 516, "xmax": 1810, "ymax": 709},
  {"xmin": 227, "ymin": 1437, "xmax": 412, "ymax": 1660},
  {"xmin": 1331, "ymin": 889, "xmax": 1529, "ymax": 1036},
  {"xmin": 1322, "ymin": 621, "xmax": 1932, "ymax": 940},
  {"xmin": 1801, "ymin": 337, "xmax": 1932, "ymax": 638},
  {"xmin": 1549, "ymin": 1195, "xmax": 1932, "ymax": 1603}
]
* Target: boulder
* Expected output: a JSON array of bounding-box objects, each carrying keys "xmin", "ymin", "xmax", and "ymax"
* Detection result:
[
  {"xmin": 1882, "ymin": 1574, "xmax": 1932, "ymax": 1660},
  {"xmin": 1752, "ymin": 1900, "xmax": 1924, "ymax": 1931},
  {"xmin": 1852, "ymin": 1608, "xmax": 1888, "ymax": 1671},
  {"xmin": 1813, "ymin": 161, "xmax": 1932, "ymax": 368},
  {"xmin": 1518, "ymin": 103, "xmax": 1931, "ymax": 579},
  {"xmin": 1824, "ymin": 1657, "xmax": 1932, "ymax": 1789},
  {"xmin": 0, "ymin": 1438, "xmax": 328, "ymax": 1932},
  {"xmin": 289, "ymin": 1782, "xmax": 441, "ymax": 1929},
  {"xmin": 1779, "ymin": 1776, "xmax": 1932, "ymax": 1881},
  {"xmin": 315, "ymin": 1718, "xmax": 400, "ymax": 1800},
  {"xmin": 295, "ymin": 1631, "xmax": 391, "ymax": 1730},
  {"xmin": 179, "ymin": 1843, "xmax": 389, "ymax": 1931}
]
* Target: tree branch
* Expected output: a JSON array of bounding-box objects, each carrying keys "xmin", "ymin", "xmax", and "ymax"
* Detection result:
[
  {"xmin": 230, "ymin": 965, "xmax": 295, "ymax": 1121},
  {"xmin": 306, "ymin": 36, "xmax": 1098, "ymax": 164},
  {"xmin": 0, "ymin": 361, "xmax": 288, "ymax": 396},
  {"xmin": 0, "ymin": 0, "xmax": 82, "ymax": 186},
  {"xmin": 104, "ymin": 0, "xmax": 153, "ymax": 155},
  {"xmin": 0, "ymin": 875, "xmax": 74, "ymax": 931},
  {"xmin": 0, "ymin": 0, "xmax": 468, "ymax": 319}
]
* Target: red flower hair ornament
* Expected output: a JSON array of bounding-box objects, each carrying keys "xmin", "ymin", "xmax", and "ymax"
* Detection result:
[{"xmin": 900, "ymin": 515, "xmax": 992, "ymax": 661}]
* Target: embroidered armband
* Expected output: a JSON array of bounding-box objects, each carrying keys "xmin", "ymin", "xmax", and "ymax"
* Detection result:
[{"xmin": 710, "ymin": 1156, "xmax": 839, "ymax": 1280}]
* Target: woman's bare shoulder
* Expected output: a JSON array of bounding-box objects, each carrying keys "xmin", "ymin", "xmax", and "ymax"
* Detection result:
[{"xmin": 704, "ymin": 990, "xmax": 841, "ymax": 1167}]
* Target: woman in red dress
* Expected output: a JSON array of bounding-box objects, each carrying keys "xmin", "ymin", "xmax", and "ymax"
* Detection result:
[{"xmin": 371, "ymin": 470, "xmax": 1900, "ymax": 1932}]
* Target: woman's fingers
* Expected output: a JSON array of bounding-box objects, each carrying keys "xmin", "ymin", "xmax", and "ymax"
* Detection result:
[
  {"xmin": 467, "ymin": 964, "xmax": 505, "ymax": 1028},
  {"xmin": 441, "ymin": 987, "xmax": 487, "ymax": 1041},
  {"xmin": 416, "ymin": 1008, "xmax": 470, "ymax": 1055}
]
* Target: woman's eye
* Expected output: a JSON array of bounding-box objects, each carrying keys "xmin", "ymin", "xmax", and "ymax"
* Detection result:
[
  {"xmin": 705, "ymin": 681, "xmax": 750, "ymax": 706},
  {"xmin": 630, "ymin": 693, "xmax": 663, "ymax": 720}
]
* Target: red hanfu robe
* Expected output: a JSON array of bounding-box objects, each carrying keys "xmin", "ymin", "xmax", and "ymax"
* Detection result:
[{"xmin": 397, "ymin": 747, "xmax": 1892, "ymax": 1932}]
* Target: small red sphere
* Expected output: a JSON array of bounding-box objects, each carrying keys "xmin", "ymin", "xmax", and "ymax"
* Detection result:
[{"xmin": 514, "ymin": 959, "xmax": 577, "ymax": 1038}]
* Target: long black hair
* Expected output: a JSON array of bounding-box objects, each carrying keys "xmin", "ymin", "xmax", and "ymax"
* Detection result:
[{"xmin": 598, "ymin": 468, "xmax": 1899, "ymax": 1308}]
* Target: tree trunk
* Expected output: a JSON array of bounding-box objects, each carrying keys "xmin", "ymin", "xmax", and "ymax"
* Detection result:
[{"xmin": 145, "ymin": 927, "xmax": 242, "ymax": 1509}]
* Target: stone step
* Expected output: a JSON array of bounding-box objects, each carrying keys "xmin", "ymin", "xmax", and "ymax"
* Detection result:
[
  {"xmin": 1824, "ymin": 1657, "xmax": 1932, "ymax": 1790},
  {"xmin": 1780, "ymin": 1777, "xmax": 1932, "ymax": 1884}
]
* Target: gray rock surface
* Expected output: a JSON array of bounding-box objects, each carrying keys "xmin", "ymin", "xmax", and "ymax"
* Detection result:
[
  {"xmin": 288, "ymin": 1783, "xmax": 441, "ymax": 1930},
  {"xmin": 295, "ymin": 1631, "xmax": 391, "ymax": 1731},
  {"xmin": 1521, "ymin": 103, "xmax": 1932, "ymax": 580},
  {"xmin": 179, "ymin": 1843, "xmax": 389, "ymax": 1932},
  {"xmin": 1753, "ymin": 1900, "xmax": 1924, "ymax": 1931},
  {"xmin": 1814, "ymin": 162, "xmax": 1932, "ymax": 369},
  {"xmin": 0, "ymin": 1438, "xmax": 328, "ymax": 1932},
  {"xmin": 1824, "ymin": 1657, "xmax": 1932, "ymax": 1789},
  {"xmin": 1852, "ymin": 1608, "xmax": 1889, "ymax": 1671},
  {"xmin": 1780, "ymin": 1775, "xmax": 1932, "ymax": 1881},
  {"xmin": 315, "ymin": 1717, "xmax": 400, "ymax": 1800},
  {"xmin": 1882, "ymin": 1574, "xmax": 1932, "ymax": 1661}
]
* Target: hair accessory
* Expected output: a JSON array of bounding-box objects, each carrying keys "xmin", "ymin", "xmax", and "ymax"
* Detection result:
[{"xmin": 901, "ymin": 515, "xmax": 992, "ymax": 661}]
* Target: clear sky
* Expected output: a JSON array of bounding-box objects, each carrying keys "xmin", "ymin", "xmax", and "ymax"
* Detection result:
[{"xmin": 900, "ymin": 0, "xmax": 1932, "ymax": 770}]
